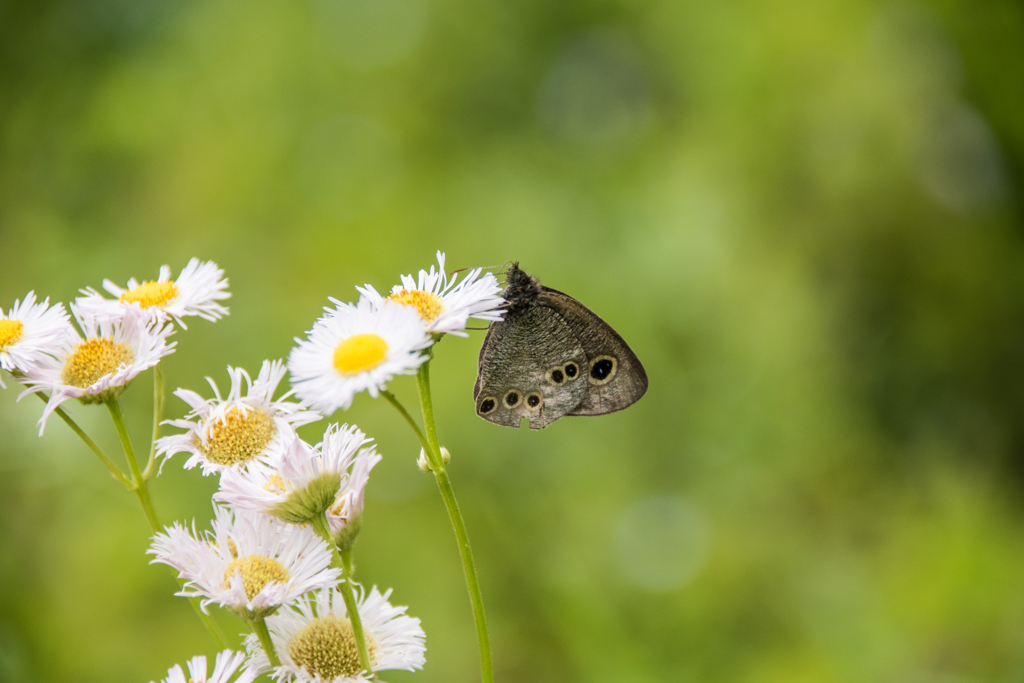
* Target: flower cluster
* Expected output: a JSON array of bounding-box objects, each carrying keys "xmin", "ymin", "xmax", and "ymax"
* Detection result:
[
  {"xmin": 152, "ymin": 403, "xmax": 421, "ymax": 682},
  {"xmin": 0, "ymin": 260, "xmax": 230, "ymax": 433},
  {"xmin": 3, "ymin": 252, "xmax": 502, "ymax": 683},
  {"xmin": 289, "ymin": 250, "xmax": 503, "ymax": 413},
  {"xmin": 152, "ymin": 252, "xmax": 499, "ymax": 681}
]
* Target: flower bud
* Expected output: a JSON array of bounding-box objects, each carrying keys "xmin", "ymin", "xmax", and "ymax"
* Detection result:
[
  {"xmin": 326, "ymin": 447, "xmax": 379, "ymax": 550},
  {"xmin": 417, "ymin": 446, "xmax": 450, "ymax": 472}
]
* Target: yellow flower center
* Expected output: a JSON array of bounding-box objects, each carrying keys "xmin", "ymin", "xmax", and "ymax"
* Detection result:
[
  {"xmin": 287, "ymin": 614, "xmax": 378, "ymax": 679},
  {"xmin": 120, "ymin": 280, "xmax": 180, "ymax": 309},
  {"xmin": 61, "ymin": 338, "xmax": 135, "ymax": 389},
  {"xmin": 195, "ymin": 407, "xmax": 276, "ymax": 467},
  {"xmin": 0, "ymin": 319, "xmax": 25, "ymax": 350},
  {"xmin": 333, "ymin": 334, "xmax": 388, "ymax": 376},
  {"xmin": 264, "ymin": 472, "xmax": 287, "ymax": 494},
  {"xmin": 222, "ymin": 554, "xmax": 290, "ymax": 600},
  {"xmin": 226, "ymin": 537, "xmax": 239, "ymax": 560},
  {"xmin": 389, "ymin": 289, "xmax": 443, "ymax": 322}
]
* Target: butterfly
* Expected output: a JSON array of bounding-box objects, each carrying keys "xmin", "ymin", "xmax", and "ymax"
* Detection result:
[{"xmin": 474, "ymin": 263, "xmax": 648, "ymax": 429}]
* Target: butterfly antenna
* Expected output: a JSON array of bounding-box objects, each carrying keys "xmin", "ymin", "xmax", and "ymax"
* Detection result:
[{"xmin": 449, "ymin": 264, "xmax": 507, "ymax": 278}]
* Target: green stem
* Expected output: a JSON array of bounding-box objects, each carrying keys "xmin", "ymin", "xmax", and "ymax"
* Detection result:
[
  {"xmin": 143, "ymin": 364, "xmax": 165, "ymax": 481},
  {"xmin": 381, "ymin": 390, "xmax": 432, "ymax": 455},
  {"xmin": 105, "ymin": 399, "xmax": 229, "ymax": 649},
  {"xmin": 251, "ymin": 617, "xmax": 281, "ymax": 668},
  {"xmin": 106, "ymin": 399, "xmax": 160, "ymax": 531},
  {"xmin": 31, "ymin": 390, "xmax": 228, "ymax": 647},
  {"xmin": 415, "ymin": 359, "xmax": 494, "ymax": 683},
  {"xmin": 340, "ymin": 547, "xmax": 356, "ymax": 577},
  {"xmin": 311, "ymin": 513, "xmax": 373, "ymax": 675},
  {"xmin": 184, "ymin": 599, "xmax": 229, "ymax": 650},
  {"xmin": 33, "ymin": 392, "xmax": 132, "ymax": 489}
]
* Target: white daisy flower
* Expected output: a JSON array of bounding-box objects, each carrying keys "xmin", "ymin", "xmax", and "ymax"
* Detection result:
[
  {"xmin": 76, "ymin": 257, "xmax": 230, "ymax": 329},
  {"xmin": 149, "ymin": 506, "xmax": 340, "ymax": 620},
  {"xmin": 0, "ymin": 291, "xmax": 75, "ymax": 388},
  {"xmin": 245, "ymin": 586, "xmax": 426, "ymax": 682},
  {"xmin": 156, "ymin": 360, "xmax": 321, "ymax": 476},
  {"xmin": 356, "ymin": 250, "xmax": 504, "ymax": 337},
  {"xmin": 18, "ymin": 305, "xmax": 175, "ymax": 435},
  {"xmin": 215, "ymin": 425, "xmax": 376, "ymax": 526},
  {"xmin": 152, "ymin": 650, "xmax": 257, "ymax": 683},
  {"xmin": 288, "ymin": 298, "xmax": 430, "ymax": 414}
]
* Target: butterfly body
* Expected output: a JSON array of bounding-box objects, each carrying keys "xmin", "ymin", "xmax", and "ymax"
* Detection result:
[{"xmin": 474, "ymin": 264, "xmax": 648, "ymax": 429}]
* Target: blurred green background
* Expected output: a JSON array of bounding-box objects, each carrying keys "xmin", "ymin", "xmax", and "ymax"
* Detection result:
[{"xmin": 2, "ymin": 0, "xmax": 1024, "ymax": 681}]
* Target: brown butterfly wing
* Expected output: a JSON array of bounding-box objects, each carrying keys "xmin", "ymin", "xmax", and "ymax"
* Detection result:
[
  {"xmin": 474, "ymin": 304, "xmax": 589, "ymax": 429},
  {"xmin": 537, "ymin": 288, "xmax": 648, "ymax": 416}
]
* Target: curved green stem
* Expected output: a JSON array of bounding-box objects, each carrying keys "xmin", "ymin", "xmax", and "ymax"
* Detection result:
[
  {"xmin": 107, "ymin": 399, "xmax": 160, "ymax": 531},
  {"xmin": 33, "ymin": 391, "xmax": 226, "ymax": 646},
  {"xmin": 143, "ymin": 364, "xmax": 165, "ymax": 481},
  {"xmin": 252, "ymin": 617, "xmax": 281, "ymax": 668},
  {"xmin": 105, "ymin": 399, "xmax": 229, "ymax": 649},
  {"xmin": 311, "ymin": 512, "xmax": 373, "ymax": 675},
  {"xmin": 32, "ymin": 392, "xmax": 132, "ymax": 489},
  {"xmin": 381, "ymin": 390, "xmax": 432, "ymax": 455},
  {"xmin": 415, "ymin": 359, "xmax": 494, "ymax": 683}
]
